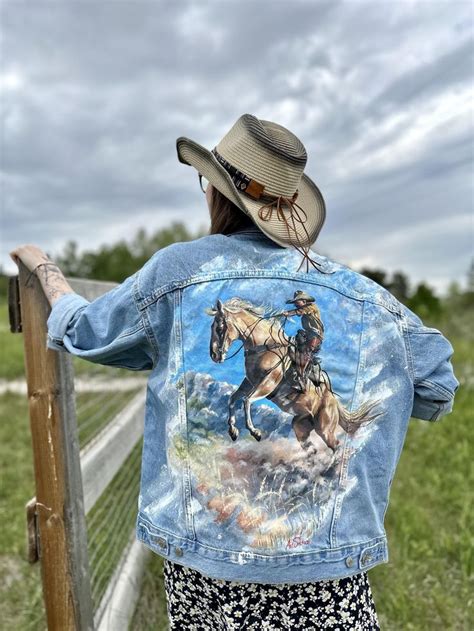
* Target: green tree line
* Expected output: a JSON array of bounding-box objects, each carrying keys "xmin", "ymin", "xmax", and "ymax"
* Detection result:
[{"xmin": 2, "ymin": 221, "xmax": 473, "ymax": 325}]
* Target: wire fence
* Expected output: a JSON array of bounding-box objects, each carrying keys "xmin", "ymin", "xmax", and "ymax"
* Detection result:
[{"xmin": 10, "ymin": 263, "xmax": 151, "ymax": 630}]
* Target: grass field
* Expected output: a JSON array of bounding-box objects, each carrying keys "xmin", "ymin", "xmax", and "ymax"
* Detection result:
[{"xmin": 1, "ymin": 298, "xmax": 472, "ymax": 630}]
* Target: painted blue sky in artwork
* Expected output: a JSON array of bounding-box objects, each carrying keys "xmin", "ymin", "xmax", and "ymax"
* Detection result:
[{"xmin": 181, "ymin": 276, "xmax": 364, "ymax": 408}]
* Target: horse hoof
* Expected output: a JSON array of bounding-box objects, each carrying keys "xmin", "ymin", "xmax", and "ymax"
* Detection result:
[
  {"xmin": 251, "ymin": 429, "xmax": 262, "ymax": 441},
  {"xmin": 229, "ymin": 427, "xmax": 239, "ymax": 441}
]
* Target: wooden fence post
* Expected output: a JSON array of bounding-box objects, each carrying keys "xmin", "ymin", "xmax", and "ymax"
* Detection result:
[{"xmin": 17, "ymin": 262, "xmax": 94, "ymax": 630}]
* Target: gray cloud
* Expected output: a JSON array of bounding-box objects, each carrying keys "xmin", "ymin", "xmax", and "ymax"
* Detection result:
[{"xmin": 1, "ymin": 0, "xmax": 473, "ymax": 294}]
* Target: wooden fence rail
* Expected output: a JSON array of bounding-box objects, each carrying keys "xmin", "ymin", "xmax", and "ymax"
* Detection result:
[{"xmin": 9, "ymin": 263, "xmax": 150, "ymax": 630}]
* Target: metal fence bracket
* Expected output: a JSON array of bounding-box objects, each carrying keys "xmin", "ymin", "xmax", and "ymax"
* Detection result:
[
  {"xmin": 8, "ymin": 274, "xmax": 22, "ymax": 333},
  {"xmin": 26, "ymin": 496, "xmax": 40, "ymax": 564}
]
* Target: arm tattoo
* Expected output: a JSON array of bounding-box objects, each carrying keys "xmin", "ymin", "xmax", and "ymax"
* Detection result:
[{"xmin": 31, "ymin": 258, "xmax": 75, "ymax": 306}]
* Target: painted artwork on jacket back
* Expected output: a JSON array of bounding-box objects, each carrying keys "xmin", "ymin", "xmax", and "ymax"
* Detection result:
[{"xmin": 168, "ymin": 277, "xmax": 385, "ymax": 553}]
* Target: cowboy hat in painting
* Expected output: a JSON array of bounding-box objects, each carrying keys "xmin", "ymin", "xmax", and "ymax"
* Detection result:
[
  {"xmin": 176, "ymin": 113, "xmax": 327, "ymax": 271},
  {"xmin": 286, "ymin": 290, "xmax": 316, "ymax": 304}
]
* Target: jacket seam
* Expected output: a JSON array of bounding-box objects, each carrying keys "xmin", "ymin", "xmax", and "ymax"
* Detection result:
[
  {"xmin": 330, "ymin": 299, "xmax": 366, "ymax": 548},
  {"xmin": 175, "ymin": 287, "xmax": 197, "ymax": 541},
  {"xmin": 140, "ymin": 307, "xmax": 159, "ymax": 368},
  {"xmin": 416, "ymin": 378, "xmax": 454, "ymax": 400},
  {"xmin": 116, "ymin": 321, "xmax": 145, "ymax": 339},
  {"xmin": 134, "ymin": 268, "xmax": 159, "ymax": 367},
  {"xmin": 136, "ymin": 270, "xmax": 403, "ymax": 318},
  {"xmin": 404, "ymin": 324, "xmax": 442, "ymax": 334},
  {"xmin": 138, "ymin": 274, "xmax": 360, "ymax": 309},
  {"xmin": 399, "ymin": 313, "xmax": 415, "ymax": 383},
  {"xmin": 137, "ymin": 515, "xmax": 387, "ymax": 558}
]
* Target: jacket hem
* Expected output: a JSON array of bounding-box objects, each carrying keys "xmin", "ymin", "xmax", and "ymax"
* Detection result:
[{"xmin": 136, "ymin": 513, "xmax": 389, "ymax": 584}]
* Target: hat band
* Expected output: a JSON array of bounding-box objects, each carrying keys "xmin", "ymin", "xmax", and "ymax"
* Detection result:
[{"xmin": 212, "ymin": 147, "xmax": 273, "ymax": 200}]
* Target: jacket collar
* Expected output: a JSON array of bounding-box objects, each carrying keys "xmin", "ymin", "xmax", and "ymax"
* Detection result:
[
  {"xmin": 228, "ymin": 226, "xmax": 265, "ymax": 235},
  {"xmin": 226, "ymin": 227, "xmax": 337, "ymax": 274}
]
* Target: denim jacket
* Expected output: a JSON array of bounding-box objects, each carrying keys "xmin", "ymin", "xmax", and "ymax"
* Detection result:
[{"xmin": 46, "ymin": 226, "xmax": 460, "ymax": 584}]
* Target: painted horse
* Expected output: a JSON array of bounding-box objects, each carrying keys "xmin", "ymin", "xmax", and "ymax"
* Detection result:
[{"xmin": 206, "ymin": 297, "xmax": 384, "ymax": 452}]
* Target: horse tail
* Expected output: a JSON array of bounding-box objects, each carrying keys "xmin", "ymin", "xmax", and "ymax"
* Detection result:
[{"xmin": 336, "ymin": 397, "xmax": 384, "ymax": 435}]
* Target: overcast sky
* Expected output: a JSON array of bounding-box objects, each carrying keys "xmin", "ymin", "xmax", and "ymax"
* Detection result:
[{"xmin": 1, "ymin": 0, "xmax": 473, "ymax": 294}]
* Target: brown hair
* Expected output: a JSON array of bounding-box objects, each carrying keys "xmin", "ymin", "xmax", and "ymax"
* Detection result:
[
  {"xmin": 208, "ymin": 185, "xmax": 258, "ymax": 235},
  {"xmin": 207, "ymin": 184, "xmax": 325, "ymax": 273},
  {"xmin": 302, "ymin": 301, "xmax": 322, "ymax": 319}
]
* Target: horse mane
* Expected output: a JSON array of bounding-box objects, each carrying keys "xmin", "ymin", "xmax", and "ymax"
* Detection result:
[
  {"xmin": 223, "ymin": 296, "xmax": 267, "ymax": 316},
  {"xmin": 223, "ymin": 297, "xmax": 286, "ymax": 326},
  {"xmin": 223, "ymin": 296, "xmax": 287, "ymax": 341}
]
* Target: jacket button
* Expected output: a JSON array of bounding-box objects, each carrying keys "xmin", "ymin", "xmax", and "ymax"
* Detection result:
[
  {"xmin": 345, "ymin": 556, "xmax": 354, "ymax": 567},
  {"xmin": 153, "ymin": 536, "xmax": 167, "ymax": 549},
  {"xmin": 174, "ymin": 547, "xmax": 183, "ymax": 557},
  {"xmin": 361, "ymin": 553, "xmax": 373, "ymax": 564}
]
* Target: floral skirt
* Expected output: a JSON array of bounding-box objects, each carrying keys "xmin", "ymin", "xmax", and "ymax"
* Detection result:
[{"xmin": 163, "ymin": 558, "xmax": 380, "ymax": 630}]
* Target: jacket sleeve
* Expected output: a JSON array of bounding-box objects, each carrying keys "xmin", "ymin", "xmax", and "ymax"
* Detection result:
[
  {"xmin": 46, "ymin": 271, "xmax": 156, "ymax": 371},
  {"xmin": 400, "ymin": 305, "xmax": 460, "ymax": 421}
]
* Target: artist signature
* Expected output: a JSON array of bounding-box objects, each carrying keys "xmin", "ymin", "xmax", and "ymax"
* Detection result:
[{"xmin": 286, "ymin": 535, "xmax": 311, "ymax": 549}]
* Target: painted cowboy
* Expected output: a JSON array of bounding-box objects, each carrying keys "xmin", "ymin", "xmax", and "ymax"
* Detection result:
[{"xmin": 279, "ymin": 290, "xmax": 324, "ymax": 391}]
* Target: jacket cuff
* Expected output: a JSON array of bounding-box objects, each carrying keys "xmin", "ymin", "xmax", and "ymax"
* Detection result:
[
  {"xmin": 46, "ymin": 292, "xmax": 90, "ymax": 350},
  {"xmin": 411, "ymin": 393, "xmax": 454, "ymax": 421}
]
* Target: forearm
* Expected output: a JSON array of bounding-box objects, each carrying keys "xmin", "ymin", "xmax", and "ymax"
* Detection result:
[{"xmin": 33, "ymin": 259, "xmax": 75, "ymax": 307}]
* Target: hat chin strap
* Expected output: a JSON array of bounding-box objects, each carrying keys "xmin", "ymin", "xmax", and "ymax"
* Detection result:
[{"xmin": 256, "ymin": 190, "xmax": 324, "ymax": 274}]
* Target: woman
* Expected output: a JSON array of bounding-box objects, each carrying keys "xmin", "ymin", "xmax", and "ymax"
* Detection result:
[
  {"xmin": 163, "ymin": 181, "xmax": 380, "ymax": 631},
  {"xmin": 279, "ymin": 290, "xmax": 325, "ymax": 392},
  {"xmin": 10, "ymin": 114, "xmax": 381, "ymax": 630}
]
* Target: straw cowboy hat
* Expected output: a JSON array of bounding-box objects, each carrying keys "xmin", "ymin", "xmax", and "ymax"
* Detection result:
[{"xmin": 175, "ymin": 113, "xmax": 326, "ymax": 269}]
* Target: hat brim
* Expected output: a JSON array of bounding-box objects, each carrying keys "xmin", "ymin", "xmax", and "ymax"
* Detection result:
[
  {"xmin": 176, "ymin": 136, "xmax": 326, "ymax": 248},
  {"xmin": 286, "ymin": 298, "xmax": 315, "ymax": 303}
]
